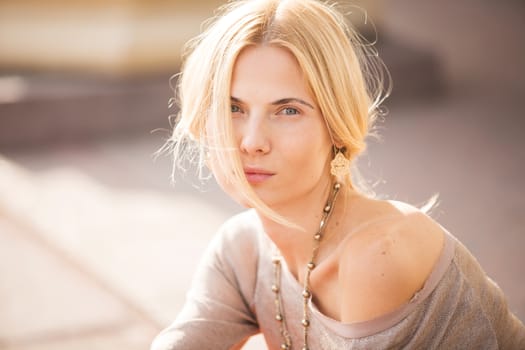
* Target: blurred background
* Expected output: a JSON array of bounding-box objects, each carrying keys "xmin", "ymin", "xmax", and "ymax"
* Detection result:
[{"xmin": 0, "ymin": 0, "xmax": 524, "ymax": 349}]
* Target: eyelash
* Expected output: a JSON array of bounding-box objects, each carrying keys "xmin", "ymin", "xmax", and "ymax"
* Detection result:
[{"xmin": 231, "ymin": 104, "xmax": 243, "ymax": 114}]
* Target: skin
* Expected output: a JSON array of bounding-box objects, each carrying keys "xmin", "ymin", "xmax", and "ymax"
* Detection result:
[{"xmin": 218, "ymin": 44, "xmax": 445, "ymax": 324}]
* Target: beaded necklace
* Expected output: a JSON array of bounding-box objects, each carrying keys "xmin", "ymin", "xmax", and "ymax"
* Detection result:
[{"xmin": 272, "ymin": 182, "xmax": 341, "ymax": 350}]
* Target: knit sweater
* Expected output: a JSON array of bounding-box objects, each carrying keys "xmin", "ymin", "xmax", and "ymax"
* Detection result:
[{"xmin": 152, "ymin": 209, "xmax": 525, "ymax": 349}]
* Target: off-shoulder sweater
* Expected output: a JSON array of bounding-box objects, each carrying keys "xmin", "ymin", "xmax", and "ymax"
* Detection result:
[{"xmin": 152, "ymin": 209, "xmax": 525, "ymax": 349}]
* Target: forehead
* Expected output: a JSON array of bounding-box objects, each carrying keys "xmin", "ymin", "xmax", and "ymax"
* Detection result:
[{"xmin": 231, "ymin": 45, "xmax": 311, "ymax": 100}]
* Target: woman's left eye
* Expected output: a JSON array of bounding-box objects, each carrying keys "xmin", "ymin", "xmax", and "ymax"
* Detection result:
[
  {"xmin": 231, "ymin": 105, "xmax": 242, "ymax": 114},
  {"xmin": 281, "ymin": 107, "xmax": 300, "ymax": 115}
]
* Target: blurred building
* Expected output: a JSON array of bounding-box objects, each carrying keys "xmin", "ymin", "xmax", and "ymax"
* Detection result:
[{"xmin": 0, "ymin": 0, "xmax": 228, "ymax": 75}]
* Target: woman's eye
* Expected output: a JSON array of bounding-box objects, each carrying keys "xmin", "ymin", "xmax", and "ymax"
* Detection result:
[
  {"xmin": 231, "ymin": 105, "xmax": 241, "ymax": 113},
  {"xmin": 281, "ymin": 107, "xmax": 299, "ymax": 115}
]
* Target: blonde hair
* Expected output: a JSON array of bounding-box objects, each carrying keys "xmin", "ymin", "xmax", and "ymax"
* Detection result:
[{"xmin": 162, "ymin": 0, "xmax": 389, "ymax": 226}]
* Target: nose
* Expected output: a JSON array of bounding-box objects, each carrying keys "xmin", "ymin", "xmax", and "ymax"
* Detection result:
[{"xmin": 237, "ymin": 112, "xmax": 270, "ymax": 156}]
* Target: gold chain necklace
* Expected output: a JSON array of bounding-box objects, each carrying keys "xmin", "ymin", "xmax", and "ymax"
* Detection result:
[{"xmin": 272, "ymin": 182, "xmax": 341, "ymax": 350}]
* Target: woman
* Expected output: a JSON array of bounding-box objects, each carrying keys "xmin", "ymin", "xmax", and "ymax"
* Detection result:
[{"xmin": 152, "ymin": 0, "xmax": 525, "ymax": 349}]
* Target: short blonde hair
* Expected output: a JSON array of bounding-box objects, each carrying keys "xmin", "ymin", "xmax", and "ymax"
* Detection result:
[{"xmin": 163, "ymin": 0, "xmax": 389, "ymax": 225}]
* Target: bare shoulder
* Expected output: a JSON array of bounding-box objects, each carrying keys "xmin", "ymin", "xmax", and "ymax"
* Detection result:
[{"xmin": 338, "ymin": 197, "xmax": 445, "ymax": 323}]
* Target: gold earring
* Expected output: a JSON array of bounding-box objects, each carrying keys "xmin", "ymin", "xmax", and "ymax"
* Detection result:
[{"xmin": 330, "ymin": 147, "xmax": 350, "ymax": 181}]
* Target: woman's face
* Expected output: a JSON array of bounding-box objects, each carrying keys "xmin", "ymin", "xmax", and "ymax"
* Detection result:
[{"xmin": 216, "ymin": 45, "xmax": 333, "ymax": 209}]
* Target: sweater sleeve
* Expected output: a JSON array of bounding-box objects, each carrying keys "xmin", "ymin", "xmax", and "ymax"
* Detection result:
[
  {"xmin": 151, "ymin": 213, "xmax": 260, "ymax": 350},
  {"xmin": 482, "ymin": 276, "xmax": 525, "ymax": 349},
  {"xmin": 455, "ymin": 243, "xmax": 525, "ymax": 350},
  {"xmin": 435, "ymin": 239, "xmax": 525, "ymax": 350}
]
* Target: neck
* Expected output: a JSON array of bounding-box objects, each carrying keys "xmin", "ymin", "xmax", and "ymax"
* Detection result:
[{"xmin": 257, "ymin": 182, "xmax": 349, "ymax": 278}]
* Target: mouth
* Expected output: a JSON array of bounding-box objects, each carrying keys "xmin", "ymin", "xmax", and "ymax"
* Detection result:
[{"xmin": 244, "ymin": 167, "xmax": 275, "ymax": 184}]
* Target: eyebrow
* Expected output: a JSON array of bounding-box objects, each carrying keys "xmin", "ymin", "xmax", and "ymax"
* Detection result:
[{"xmin": 230, "ymin": 96, "xmax": 315, "ymax": 110}]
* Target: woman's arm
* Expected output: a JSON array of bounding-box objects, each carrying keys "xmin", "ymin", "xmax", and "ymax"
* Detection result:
[{"xmin": 151, "ymin": 216, "xmax": 260, "ymax": 350}]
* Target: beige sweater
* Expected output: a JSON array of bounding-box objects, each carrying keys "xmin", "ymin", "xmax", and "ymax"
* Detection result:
[{"xmin": 152, "ymin": 210, "xmax": 525, "ymax": 349}]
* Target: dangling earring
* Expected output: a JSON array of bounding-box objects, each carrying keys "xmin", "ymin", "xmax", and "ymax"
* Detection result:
[{"xmin": 330, "ymin": 146, "xmax": 350, "ymax": 182}]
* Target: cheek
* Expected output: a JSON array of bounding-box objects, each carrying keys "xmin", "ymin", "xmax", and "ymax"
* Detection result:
[{"xmin": 282, "ymin": 130, "xmax": 331, "ymax": 169}]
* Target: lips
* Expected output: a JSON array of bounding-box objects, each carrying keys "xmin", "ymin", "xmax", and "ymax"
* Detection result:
[{"xmin": 244, "ymin": 167, "xmax": 275, "ymax": 184}]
